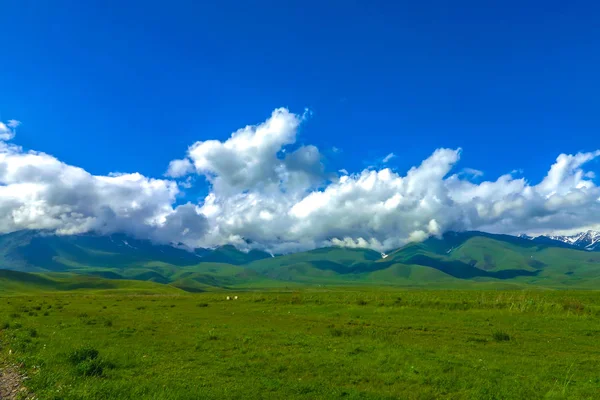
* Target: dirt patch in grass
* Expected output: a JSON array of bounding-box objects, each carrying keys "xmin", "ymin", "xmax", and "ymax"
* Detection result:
[{"xmin": 0, "ymin": 365, "xmax": 33, "ymax": 399}]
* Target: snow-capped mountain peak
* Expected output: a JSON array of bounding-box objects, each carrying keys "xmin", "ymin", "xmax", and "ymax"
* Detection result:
[{"xmin": 534, "ymin": 230, "xmax": 600, "ymax": 251}]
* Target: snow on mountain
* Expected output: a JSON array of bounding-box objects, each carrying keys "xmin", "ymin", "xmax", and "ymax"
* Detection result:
[
  {"xmin": 533, "ymin": 230, "xmax": 600, "ymax": 251},
  {"xmin": 574, "ymin": 230, "xmax": 600, "ymax": 250}
]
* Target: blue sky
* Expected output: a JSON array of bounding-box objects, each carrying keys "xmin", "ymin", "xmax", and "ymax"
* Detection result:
[
  {"xmin": 1, "ymin": 0, "xmax": 599, "ymax": 250},
  {"xmin": 3, "ymin": 0, "xmax": 599, "ymax": 180}
]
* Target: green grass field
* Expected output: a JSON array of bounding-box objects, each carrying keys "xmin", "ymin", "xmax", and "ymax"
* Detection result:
[{"xmin": 2, "ymin": 288, "xmax": 600, "ymax": 399}]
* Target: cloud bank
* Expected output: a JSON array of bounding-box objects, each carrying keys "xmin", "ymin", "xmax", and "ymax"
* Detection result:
[
  {"xmin": 2, "ymin": 109, "xmax": 600, "ymax": 252},
  {"xmin": 0, "ymin": 122, "xmax": 207, "ymax": 244}
]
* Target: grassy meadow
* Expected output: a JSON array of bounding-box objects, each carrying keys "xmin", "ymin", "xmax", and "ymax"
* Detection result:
[{"xmin": 1, "ymin": 288, "xmax": 600, "ymax": 399}]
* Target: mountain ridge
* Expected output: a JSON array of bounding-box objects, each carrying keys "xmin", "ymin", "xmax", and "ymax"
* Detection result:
[
  {"xmin": 1, "ymin": 229, "xmax": 600, "ymax": 291},
  {"xmin": 517, "ymin": 230, "xmax": 600, "ymax": 251},
  {"xmin": 541, "ymin": 230, "xmax": 600, "ymax": 251}
]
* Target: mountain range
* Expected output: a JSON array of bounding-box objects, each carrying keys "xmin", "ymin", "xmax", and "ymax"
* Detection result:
[{"xmin": 1, "ymin": 229, "xmax": 600, "ymax": 292}]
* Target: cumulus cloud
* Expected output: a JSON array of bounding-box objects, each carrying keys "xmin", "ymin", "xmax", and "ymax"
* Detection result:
[
  {"xmin": 166, "ymin": 158, "xmax": 194, "ymax": 178},
  {"xmin": 2, "ymin": 109, "xmax": 600, "ymax": 254},
  {"xmin": 169, "ymin": 108, "xmax": 324, "ymax": 196},
  {"xmin": 0, "ymin": 121, "xmax": 207, "ymax": 244}
]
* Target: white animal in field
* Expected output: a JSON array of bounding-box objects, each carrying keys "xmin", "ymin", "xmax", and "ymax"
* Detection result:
[
  {"xmin": 226, "ymin": 296, "xmax": 231, "ymax": 300},
  {"xmin": 234, "ymin": 296, "xmax": 238, "ymax": 300}
]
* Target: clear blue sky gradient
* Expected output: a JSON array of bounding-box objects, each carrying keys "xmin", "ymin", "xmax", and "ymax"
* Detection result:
[{"xmin": 2, "ymin": 0, "xmax": 599, "ymax": 196}]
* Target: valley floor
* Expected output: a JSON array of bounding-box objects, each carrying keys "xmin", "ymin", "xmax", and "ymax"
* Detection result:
[{"xmin": 1, "ymin": 289, "xmax": 599, "ymax": 399}]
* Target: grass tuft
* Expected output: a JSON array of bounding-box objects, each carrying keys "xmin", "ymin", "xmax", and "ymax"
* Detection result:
[
  {"xmin": 492, "ymin": 330, "xmax": 511, "ymax": 342},
  {"xmin": 67, "ymin": 346, "xmax": 100, "ymax": 364},
  {"xmin": 329, "ymin": 327, "xmax": 343, "ymax": 337},
  {"xmin": 74, "ymin": 359, "xmax": 105, "ymax": 377},
  {"xmin": 207, "ymin": 330, "xmax": 218, "ymax": 340},
  {"xmin": 563, "ymin": 300, "xmax": 585, "ymax": 314}
]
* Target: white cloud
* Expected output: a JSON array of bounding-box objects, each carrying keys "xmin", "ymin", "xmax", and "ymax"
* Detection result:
[
  {"xmin": 382, "ymin": 152, "xmax": 395, "ymax": 163},
  {"xmin": 179, "ymin": 176, "xmax": 194, "ymax": 189},
  {"xmin": 2, "ymin": 110, "xmax": 600, "ymax": 254},
  {"xmin": 0, "ymin": 121, "xmax": 207, "ymax": 244},
  {"xmin": 461, "ymin": 167, "xmax": 484, "ymax": 178},
  {"xmin": 166, "ymin": 158, "xmax": 194, "ymax": 178},
  {"xmin": 188, "ymin": 108, "xmax": 300, "ymax": 193},
  {"xmin": 0, "ymin": 122, "xmax": 17, "ymax": 141},
  {"xmin": 169, "ymin": 108, "xmax": 324, "ymax": 197}
]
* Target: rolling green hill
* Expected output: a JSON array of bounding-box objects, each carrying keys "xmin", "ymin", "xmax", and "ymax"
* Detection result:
[
  {"xmin": 0, "ymin": 231, "xmax": 269, "ymax": 274},
  {"xmin": 0, "ymin": 230, "xmax": 203, "ymax": 272},
  {"xmin": 1, "ymin": 230, "xmax": 600, "ymax": 291},
  {"xmin": 0, "ymin": 269, "xmax": 184, "ymax": 295},
  {"xmin": 246, "ymin": 247, "xmax": 381, "ymax": 273}
]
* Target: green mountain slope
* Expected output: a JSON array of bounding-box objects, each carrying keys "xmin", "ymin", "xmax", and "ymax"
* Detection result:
[
  {"xmin": 0, "ymin": 231, "xmax": 268, "ymax": 272},
  {"xmin": 0, "ymin": 231, "xmax": 281, "ymax": 292},
  {"xmin": 382, "ymin": 231, "xmax": 600, "ymax": 284},
  {"xmin": 246, "ymin": 247, "xmax": 381, "ymax": 273},
  {"xmin": 198, "ymin": 245, "xmax": 271, "ymax": 265},
  {"xmin": 0, "ymin": 231, "xmax": 203, "ymax": 272}
]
